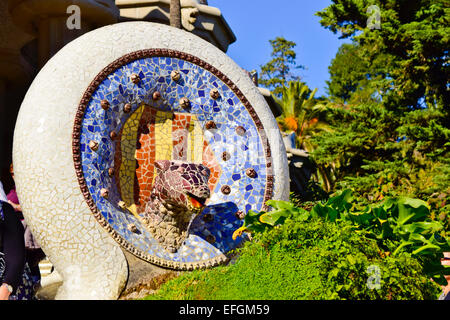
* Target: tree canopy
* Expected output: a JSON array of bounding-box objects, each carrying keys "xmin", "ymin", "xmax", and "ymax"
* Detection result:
[
  {"xmin": 259, "ymin": 37, "xmax": 304, "ymax": 97},
  {"xmin": 317, "ymin": 0, "xmax": 449, "ymax": 112},
  {"xmin": 255, "ymin": 1, "xmax": 449, "ymax": 236}
]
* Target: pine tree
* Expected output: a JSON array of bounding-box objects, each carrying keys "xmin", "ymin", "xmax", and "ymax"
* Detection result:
[{"xmin": 259, "ymin": 37, "xmax": 304, "ymax": 97}]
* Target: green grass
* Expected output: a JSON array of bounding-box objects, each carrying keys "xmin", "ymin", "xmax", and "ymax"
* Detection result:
[{"xmin": 145, "ymin": 245, "xmax": 323, "ymax": 300}]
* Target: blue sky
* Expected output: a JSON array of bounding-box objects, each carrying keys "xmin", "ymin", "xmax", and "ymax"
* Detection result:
[{"xmin": 208, "ymin": 0, "xmax": 351, "ymax": 97}]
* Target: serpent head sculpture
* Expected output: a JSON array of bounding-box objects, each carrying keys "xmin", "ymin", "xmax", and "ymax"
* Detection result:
[{"xmin": 143, "ymin": 160, "xmax": 211, "ymax": 253}]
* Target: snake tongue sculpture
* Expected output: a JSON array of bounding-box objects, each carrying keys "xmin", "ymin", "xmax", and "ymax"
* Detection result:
[
  {"xmin": 188, "ymin": 194, "xmax": 206, "ymax": 209},
  {"xmin": 142, "ymin": 160, "xmax": 211, "ymax": 253}
]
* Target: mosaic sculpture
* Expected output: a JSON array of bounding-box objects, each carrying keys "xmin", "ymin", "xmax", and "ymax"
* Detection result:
[
  {"xmin": 13, "ymin": 22, "xmax": 289, "ymax": 299},
  {"xmin": 142, "ymin": 160, "xmax": 211, "ymax": 253}
]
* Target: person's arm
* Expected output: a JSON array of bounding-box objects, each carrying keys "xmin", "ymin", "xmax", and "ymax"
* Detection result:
[
  {"xmin": 6, "ymin": 189, "xmax": 23, "ymax": 220},
  {"xmin": 6, "ymin": 189, "xmax": 22, "ymax": 213},
  {"xmin": 7, "ymin": 201, "xmax": 21, "ymax": 213},
  {"xmin": 0, "ymin": 202, "xmax": 25, "ymax": 300},
  {"xmin": 0, "ymin": 283, "xmax": 13, "ymax": 300}
]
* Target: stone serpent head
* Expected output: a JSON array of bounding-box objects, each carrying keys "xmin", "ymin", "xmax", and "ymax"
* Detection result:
[{"xmin": 143, "ymin": 160, "xmax": 211, "ymax": 253}]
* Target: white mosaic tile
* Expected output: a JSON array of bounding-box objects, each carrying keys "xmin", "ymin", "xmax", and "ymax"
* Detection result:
[{"xmin": 13, "ymin": 22, "xmax": 288, "ymax": 300}]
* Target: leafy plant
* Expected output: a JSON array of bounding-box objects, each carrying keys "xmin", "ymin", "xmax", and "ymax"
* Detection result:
[
  {"xmin": 148, "ymin": 216, "xmax": 441, "ymax": 300},
  {"xmin": 275, "ymin": 81, "xmax": 334, "ymax": 192},
  {"xmin": 232, "ymin": 200, "xmax": 309, "ymax": 240},
  {"xmin": 235, "ymin": 190, "xmax": 450, "ymax": 285},
  {"xmin": 312, "ymin": 191, "xmax": 450, "ymax": 285}
]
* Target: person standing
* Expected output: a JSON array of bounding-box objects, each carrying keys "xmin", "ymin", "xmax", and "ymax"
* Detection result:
[
  {"xmin": 0, "ymin": 201, "xmax": 34, "ymax": 300},
  {"xmin": 7, "ymin": 164, "xmax": 45, "ymax": 287}
]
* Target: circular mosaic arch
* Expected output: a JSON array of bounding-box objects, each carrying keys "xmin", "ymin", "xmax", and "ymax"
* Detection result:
[
  {"xmin": 72, "ymin": 49, "xmax": 277, "ymax": 269},
  {"xmin": 14, "ymin": 23, "xmax": 289, "ymax": 278}
]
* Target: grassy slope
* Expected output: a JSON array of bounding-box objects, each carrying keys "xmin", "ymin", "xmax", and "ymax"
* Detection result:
[
  {"xmin": 145, "ymin": 218, "xmax": 441, "ymax": 300},
  {"xmin": 145, "ymin": 245, "xmax": 323, "ymax": 300}
]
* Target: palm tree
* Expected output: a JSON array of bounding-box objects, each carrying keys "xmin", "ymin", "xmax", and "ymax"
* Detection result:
[
  {"xmin": 276, "ymin": 81, "xmax": 336, "ymax": 192},
  {"xmin": 170, "ymin": 0, "xmax": 182, "ymax": 29},
  {"xmin": 276, "ymin": 81, "xmax": 330, "ymax": 146}
]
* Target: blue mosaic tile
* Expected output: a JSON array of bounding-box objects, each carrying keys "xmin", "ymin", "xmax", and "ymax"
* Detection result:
[{"xmin": 79, "ymin": 55, "xmax": 272, "ymax": 265}]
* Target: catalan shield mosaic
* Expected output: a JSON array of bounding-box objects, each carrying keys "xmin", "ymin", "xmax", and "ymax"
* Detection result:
[{"xmin": 72, "ymin": 49, "xmax": 274, "ymax": 269}]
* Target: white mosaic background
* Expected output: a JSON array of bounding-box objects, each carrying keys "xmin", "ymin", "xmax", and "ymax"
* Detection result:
[{"xmin": 13, "ymin": 22, "xmax": 289, "ymax": 300}]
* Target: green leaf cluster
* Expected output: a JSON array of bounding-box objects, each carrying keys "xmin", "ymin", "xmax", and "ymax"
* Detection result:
[
  {"xmin": 308, "ymin": 101, "xmax": 450, "ymax": 232},
  {"xmin": 240, "ymin": 190, "xmax": 449, "ymax": 286},
  {"xmin": 258, "ymin": 215, "xmax": 441, "ymax": 300},
  {"xmin": 232, "ymin": 200, "xmax": 309, "ymax": 240},
  {"xmin": 147, "ymin": 215, "xmax": 441, "ymax": 300},
  {"xmin": 317, "ymin": 0, "xmax": 450, "ymax": 111}
]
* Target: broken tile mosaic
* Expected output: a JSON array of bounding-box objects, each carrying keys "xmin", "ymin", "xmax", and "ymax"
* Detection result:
[{"xmin": 79, "ymin": 55, "xmax": 271, "ymax": 264}]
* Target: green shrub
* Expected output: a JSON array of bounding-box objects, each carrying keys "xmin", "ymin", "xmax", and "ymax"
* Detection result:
[
  {"xmin": 146, "ymin": 243, "xmax": 324, "ymax": 300},
  {"xmin": 258, "ymin": 216, "xmax": 441, "ymax": 299},
  {"xmin": 237, "ymin": 190, "xmax": 449, "ymax": 286},
  {"xmin": 310, "ymin": 191, "xmax": 450, "ymax": 286},
  {"xmin": 146, "ymin": 216, "xmax": 441, "ymax": 300}
]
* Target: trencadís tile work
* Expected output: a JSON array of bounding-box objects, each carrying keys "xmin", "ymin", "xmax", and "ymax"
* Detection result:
[{"xmin": 73, "ymin": 50, "xmax": 274, "ymax": 268}]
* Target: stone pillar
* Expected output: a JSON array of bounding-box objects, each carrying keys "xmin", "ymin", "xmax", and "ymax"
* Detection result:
[
  {"xmin": 0, "ymin": 48, "xmax": 34, "ymax": 188},
  {"xmin": 8, "ymin": 0, "xmax": 120, "ymax": 68},
  {"xmin": 0, "ymin": 1, "xmax": 36, "ymax": 187},
  {"xmin": 37, "ymin": 17, "xmax": 93, "ymax": 69}
]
